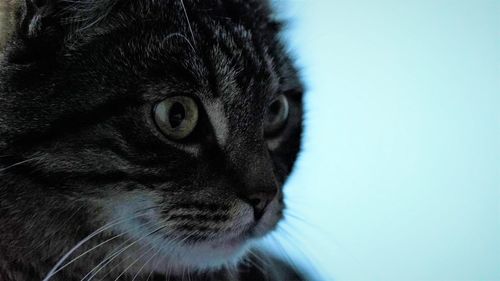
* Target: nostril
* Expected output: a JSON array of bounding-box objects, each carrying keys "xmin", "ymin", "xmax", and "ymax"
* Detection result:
[{"xmin": 247, "ymin": 192, "xmax": 274, "ymax": 220}]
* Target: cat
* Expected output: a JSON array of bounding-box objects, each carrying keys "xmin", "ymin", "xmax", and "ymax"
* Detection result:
[{"xmin": 0, "ymin": 0, "xmax": 306, "ymax": 280}]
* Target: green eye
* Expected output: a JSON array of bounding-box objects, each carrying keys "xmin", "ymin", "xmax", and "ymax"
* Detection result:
[
  {"xmin": 264, "ymin": 94, "xmax": 289, "ymax": 136},
  {"xmin": 154, "ymin": 96, "xmax": 199, "ymax": 140}
]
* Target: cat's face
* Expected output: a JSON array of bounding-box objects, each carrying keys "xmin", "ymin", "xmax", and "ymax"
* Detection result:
[{"xmin": 0, "ymin": 0, "xmax": 302, "ymax": 275}]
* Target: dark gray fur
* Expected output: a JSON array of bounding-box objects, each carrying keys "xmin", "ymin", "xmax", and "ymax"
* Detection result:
[{"xmin": 0, "ymin": 0, "xmax": 306, "ymax": 280}]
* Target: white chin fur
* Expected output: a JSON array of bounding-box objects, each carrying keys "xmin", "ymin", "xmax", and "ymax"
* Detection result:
[{"xmin": 131, "ymin": 237, "xmax": 254, "ymax": 275}]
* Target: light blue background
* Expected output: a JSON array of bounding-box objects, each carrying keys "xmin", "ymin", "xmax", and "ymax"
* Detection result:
[{"xmin": 268, "ymin": 0, "xmax": 500, "ymax": 280}]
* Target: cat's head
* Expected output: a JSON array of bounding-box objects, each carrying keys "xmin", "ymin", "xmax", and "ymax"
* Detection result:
[{"xmin": 0, "ymin": 0, "xmax": 303, "ymax": 275}]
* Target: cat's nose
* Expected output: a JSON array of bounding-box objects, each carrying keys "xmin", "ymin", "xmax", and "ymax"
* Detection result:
[{"xmin": 246, "ymin": 191, "xmax": 276, "ymax": 220}]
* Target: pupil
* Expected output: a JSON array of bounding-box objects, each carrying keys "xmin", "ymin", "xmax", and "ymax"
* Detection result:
[
  {"xmin": 169, "ymin": 102, "xmax": 186, "ymax": 128},
  {"xmin": 270, "ymin": 100, "xmax": 281, "ymax": 115}
]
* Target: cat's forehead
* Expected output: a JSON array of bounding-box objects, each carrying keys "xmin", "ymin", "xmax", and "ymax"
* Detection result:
[
  {"xmin": 130, "ymin": 24, "xmax": 282, "ymax": 104},
  {"xmin": 61, "ymin": 0, "xmax": 288, "ymax": 103}
]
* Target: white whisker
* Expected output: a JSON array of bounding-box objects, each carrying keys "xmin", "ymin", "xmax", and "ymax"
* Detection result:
[
  {"xmin": 285, "ymin": 210, "xmax": 327, "ymax": 235},
  {"xmin": 179, "ymin": 0, "xmax": 196, "ymax": 47},
  {"xmin": 247, "ymin": 250, "xmax": 268, "ymax": 277},
  {"xmin": 112, "ymin": 244, "xmax": 156, "ymax": 281},
  {"xmin": 146, "ymin": 246, "xmax": 164, "ymax": 281},
  {"xmin": 131, "ymin": 246, "xmax": 162, "ymax": 281},
  {"xmin": 43, "ymin": 209, "xmax": 154, "ymax": 281},
  {"xmin": 163, "ymin": 32, "xmax": 196, "ymax": 54},
  {"xmin": 83, "ymin": 224, "xmax": 167, "ymax": 281},
  {"xmin": 23, "ymin": 205, "xmax": 84, "ymax": 253},
  {"xmin": 52, "ymin": 232, "xmax": 124, "ymax": 276},
  {"xmin": 271, "ymin": 228, "xmax": 301, "ymax": 270},
  {"xmin": 99, "ymin": 230, "xmax": 166, "ymax": 281},
  {"xmin": 0, "ymin": 156, "xmax": 42, "ymax": 172},
  {"xmin": 50, "ymin": 219, "xmax": 157, "ymax": 276}
]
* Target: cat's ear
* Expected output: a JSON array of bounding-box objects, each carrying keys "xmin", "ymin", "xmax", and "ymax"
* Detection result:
[
  {"xmin": 6, "ymin": 0, "xmax": 65, "ymax": 62},
  {"xmin": 20, "ymin": 0, "xmax": 59, "ymax": 38}
]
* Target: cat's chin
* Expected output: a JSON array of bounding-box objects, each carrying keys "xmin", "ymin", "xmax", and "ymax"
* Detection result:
[{"xmin": 128, "ymin": 235, "xmax": 255, "ymax": 276}]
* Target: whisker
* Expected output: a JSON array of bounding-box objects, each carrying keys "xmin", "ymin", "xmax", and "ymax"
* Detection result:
[
  {"xmin": 181, "ymin": 263, "xmax": 187, "ymax": 281},
  {"xmin": 246, "ymin": 250, "xmax": 268, "ymax": 277},
  {"xmin": 82, "ymin": 234, "xmax": 149, "ymax": 281},
  {"xmin": 161, "ymin": 230, "xmax": 200, "ymax": 281},
  {"xmin": 284, "ymin": 210, "xmax": 328, "ymax": 236},
  {"xmin": 281, "ymin": 217, "xmax": 373, "ymax": 280},
  {"xmin": 111, "ymin": 244, "xmax": 156, "ymax": 281},
  {"xmin": 15, "ymin": 205, "xmax": 85, "ymax": 252},
  {"xmin": 146, "ymin": 247, "xmax": 164, "ymax": 281},
  {"xmin": 101, "ymin": 226, "xmax": 181, "ymax": 281},
  {"xmin": 51, "ymin": 219, "xmax": 158, "ymax": 276},
  {"xmin": 43, "ymin": 209, "xmax": 155, "ymax": 281},
  {"xmin": 83, "ymin": 224, "xmax": 167, "ymax": 281},
  {"xmin": 143, "ymin": 233, "xmax": 190, "ymax": 281},
  {"xmin": 53, "ymin": 233, "xmax": 125, "ymax": 276},
  {"xmin": 225, "ymin": 262, "xmax": 238, "ymax": 281},
  {"xmin": 131, "ymin": 245, "xmax": 162, "ymax": 281},
  {"xmin": 176, "ymin": 230, "xmax": 198, "ymax": 246},
  {"xmin": 0, "ymin": 156, "xmax": 42, "ymax": 172},
  {"xmin": 273, "ymin": 224, "xmax": 319, "ymax": 277},
  {"xmin": 275, "ymin": 225, "xmax": 307, "ymax": 262},
  {"xmin": 163, "ymin": 242, "xmax": 174, "ymax": 281},
  {"xmin": 164, "ymin": 32, "xmax": 195, "ymax": 54},
  {"xmin": 179, "ymin": 0, "xmax": 196, "ymax": 47}
]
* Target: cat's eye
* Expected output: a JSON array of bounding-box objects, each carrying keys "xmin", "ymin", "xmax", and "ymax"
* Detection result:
[
  {"xmin": 264, "ymin": 94, "xmax": 289, "ymax": 136},
  {"xmin": 154, "ymin": 96, "xmax": 199, "ymax": 140}
]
